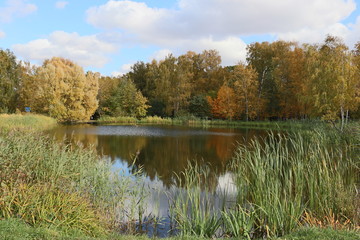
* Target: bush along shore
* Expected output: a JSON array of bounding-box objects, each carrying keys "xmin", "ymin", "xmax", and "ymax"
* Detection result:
[
  {"xmin": 0, "ymin": 114, "xmax": 359, "ymax": 239},
  {"xmin": 95, "ymin": 115, "xmax": 325, "ymax": 131}
]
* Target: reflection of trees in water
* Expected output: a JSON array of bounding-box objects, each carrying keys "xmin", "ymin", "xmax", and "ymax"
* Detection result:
[
  {"xmin": 49, "ymin": 125, "xmax": 270, "ymax": 188},
  {"xmin": 50, "ymin": 125, "xmax": 99, "ymax": 150},
  {"xmin": 97, "ymin": 135, "xmax": 147, "ymax": 162}
]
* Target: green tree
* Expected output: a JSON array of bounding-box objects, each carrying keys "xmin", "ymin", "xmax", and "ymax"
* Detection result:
[
  {"xmin": 98, "ymin": 76, "xmax": 121, "ymax": 115},
  {"xmin": 129, "ymin": 61, "xmax": 149, "ymax": 97},
  {"xmin": 108, "ymin": 76, "xmax": 149, "ymax": 118},
  {"xmin": 351, "ymin": 42, "xmax": 360, "ymax": 118},
  {"xmin": 0, "ymin": 49, "xmax": 22, "ymax": 113},
  {"xmin": 247, "ymin": 41, "xmax": 294, "ymax": 119},
  {"xmin": 189, "ymin": 94, "xmax": 211, "ymax": 118},
  {"xmin": 193, "ymin": 50, "xmax": 225, "ymax": 95}
]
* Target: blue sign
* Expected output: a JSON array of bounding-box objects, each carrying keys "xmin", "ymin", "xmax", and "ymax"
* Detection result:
[{"xmin": 25, "ymin": 107, "xmax": 31, "ymax": 112}]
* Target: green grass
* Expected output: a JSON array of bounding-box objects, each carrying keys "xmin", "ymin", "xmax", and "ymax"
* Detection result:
[
  {"xmin": 1, "ymin": 219, "xmax": 359, "ymax": 240},
  {"xmin": 276, "ymin": 228, "xmax": 360, "ymax": 240},
  {"xmin": 0, "ymin": 113, "xmax": 58, "ymax": 132}
]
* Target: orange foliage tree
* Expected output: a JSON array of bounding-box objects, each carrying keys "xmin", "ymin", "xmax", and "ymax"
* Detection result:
[{"xmin": 207, "ymin": 85, "xmax": 239, "ymax": 120}]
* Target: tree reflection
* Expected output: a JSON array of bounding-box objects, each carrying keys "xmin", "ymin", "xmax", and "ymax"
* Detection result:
[{"xmin": 49, "ymin": 125, "xmax": 269, "ymax": 188}]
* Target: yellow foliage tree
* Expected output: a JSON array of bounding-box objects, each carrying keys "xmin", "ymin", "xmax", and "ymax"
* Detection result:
[
  {"xmin": 233, "ymin": 63, "xmax": 260, "ymax": 121},
  {"xmin": 25, "ymin": 57, "xmax": 99, "ymax": 121}
]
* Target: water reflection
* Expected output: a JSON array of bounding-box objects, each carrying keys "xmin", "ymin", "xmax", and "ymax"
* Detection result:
[{"xmin": 50, "ymin": 124, "xmax": 268, "ymax": 187}]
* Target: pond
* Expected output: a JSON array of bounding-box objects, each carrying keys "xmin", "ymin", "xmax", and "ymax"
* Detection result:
[
  {"xmin": 49, "ymin": 124, "xmax": 270, "ymax": 236},
  {"xmin": 50, "ymin": 124, "xmax": 269, "ymax": 187}
]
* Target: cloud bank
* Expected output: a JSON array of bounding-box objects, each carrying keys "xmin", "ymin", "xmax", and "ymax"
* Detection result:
[
  {"xmin": 10, "ymin": 0, "xmax": 360, "ymax": 73},
  {"xmin": 86, "ymin": 0, "xmax": 358, "ymax": 65},
  {"xmin": 13, "ymin": 31, "xmax": 118, "ymax": 68}
]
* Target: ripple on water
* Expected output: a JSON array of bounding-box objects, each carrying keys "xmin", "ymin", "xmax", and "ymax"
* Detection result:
[{"xmin": 95, "ymin": 125, "xmax": 239, "ymax": 137}]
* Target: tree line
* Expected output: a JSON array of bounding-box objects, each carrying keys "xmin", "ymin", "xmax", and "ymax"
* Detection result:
[{"xmin": 0, "ymin": 35, "xmax": 359, "ymax": 123}]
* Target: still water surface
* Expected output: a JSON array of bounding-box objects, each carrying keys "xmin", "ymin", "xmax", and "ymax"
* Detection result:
[{"xmin": 50, "ymin": 124, "xmax": 269, "ymax": 187}]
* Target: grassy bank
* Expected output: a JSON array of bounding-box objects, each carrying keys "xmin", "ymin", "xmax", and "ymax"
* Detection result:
[
  {"xmin": 1, "ymin": 218, "xmax": 359, "ymax": 240},
  {"xmin": 97, "ymin": 115, "xmax": 324, "ymax": 130},
  {"xmin": 0, "ymin": 126, "xmax": 147, "ymax": 237},
  {"xmin": 0, "ymin": 113, "xmax": 57, "ymax": 132}
]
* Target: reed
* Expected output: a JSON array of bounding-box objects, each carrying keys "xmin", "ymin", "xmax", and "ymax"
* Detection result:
[
  {"xmin": 0, "ymin": 113, "xmax": 57, "ymax": 132},
  {"xmin": 98, "ymin": 116, "xmax": 138, "ymax": 124},
  {"xmin": 0, "ymin": 130, "xmax": 146, "ymax": 236},
  {"xmin": 97, "ymin": 114, "xmax": 322, "ymax": 131},
  {"xmin": 230, "ymin": 130, "xmax": 359, "ymax": 238},
  {"xmin": 168, "ymin": 163, "xmax": 222, "ymax": 238}
]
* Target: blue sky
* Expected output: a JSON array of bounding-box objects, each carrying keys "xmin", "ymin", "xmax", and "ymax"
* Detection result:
[{"xmin": 1, "ymin": 0, "xmax": 359, "ymax": 76}]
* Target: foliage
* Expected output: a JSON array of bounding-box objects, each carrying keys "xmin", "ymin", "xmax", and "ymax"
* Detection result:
[
  {"xmin": 108, "ymin": 77, "xmax": 149, "ymax": 118},
  {"xmin": 22, "ymin": 57, "xmax": 99, "ymax": 121},
  {"xmin": 1, "ymin": 37, "xmax": 360, "ymax": 122},
  {"xmin": 0, "ymin": 49, "xmax": 22, "ymax": 113},
  {"xmin": 232, "ymin": 63, "xmax": 261, "ymax": 121},
  {"xmin": 188, "ymin": 95, "xmax": 211, "ymax": 118},
  {"xmin": 207, "ymin": 85, "xmax": 240, "ymax": 120},
  {"xmin": 98, "ymin": 76, "xmax": 121, "ymax": 115},
  {"xmin": 305, "ymin": 36, "xmax": 359, "ymax": 128}
]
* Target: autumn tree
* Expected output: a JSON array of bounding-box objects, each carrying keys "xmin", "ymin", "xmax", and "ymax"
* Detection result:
[
  {"xmin": 232, "ymin": 63, "xmax": 260, "ymax": 121},
  {"xmin": 207, "ymin": 85, "xmax": 239, "ymax": 120},
  {"xmin": 25, "ymin": 57, "xmax": 99, "ymax": 121},
  {"xmin": 152, "ymin": 54, "xmax": 192, "ymax": 116},
  {"xmin": 281, "ymin": 46, "xmax": 310, "ymax": 118},
  {"xmin": 19, "ymin": 61, "xmax": 39, "ymax": 111},
  {"xmin": 305, "ymin": 36, "xmax": 359, "ymax": 129},
  {"xmin": 0, "ymin": 49, "xmax": 22, "ymax": 113}
]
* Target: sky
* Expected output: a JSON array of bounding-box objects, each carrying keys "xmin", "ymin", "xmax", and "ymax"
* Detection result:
[{"xmin": 0, "ymin": 0, "xmax": 359, "ymax": 76}]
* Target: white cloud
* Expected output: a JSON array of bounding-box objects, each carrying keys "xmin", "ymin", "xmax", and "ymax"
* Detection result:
[
  {"xmin": 111, "ymin": 63, "xmax": 133, "ymax": 77},
  {"xmin": 86, "ymin": 0, "xmax": 356, "ymax": 66},
  {"xmin": 278, "ymin": 23, "xmax": 350, "ymax": 44},
  {"xmin": 12, "ymin": 31, "xmax": 118, "ymax": 68},
  {"xmin": 0, "ymin": 0, "xmax": 37, "ymax": 22},
  {"xmin": 55, "ymin": 1, "xmax": 68, "ymax": 9},
  {"xmin": 151, "ymin": 49, "xmax": 172, "ymax": 61},
  {"xmin": 0, "ymin": 31, "xmax": 5, "ymax": 38},
  {"xmin": 182, "ymin": 36, "xmax": 248, "ymax": 66},
  {"xmin": 87, "ymin": 0, "xmax": 355, "ymax": 37}
]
